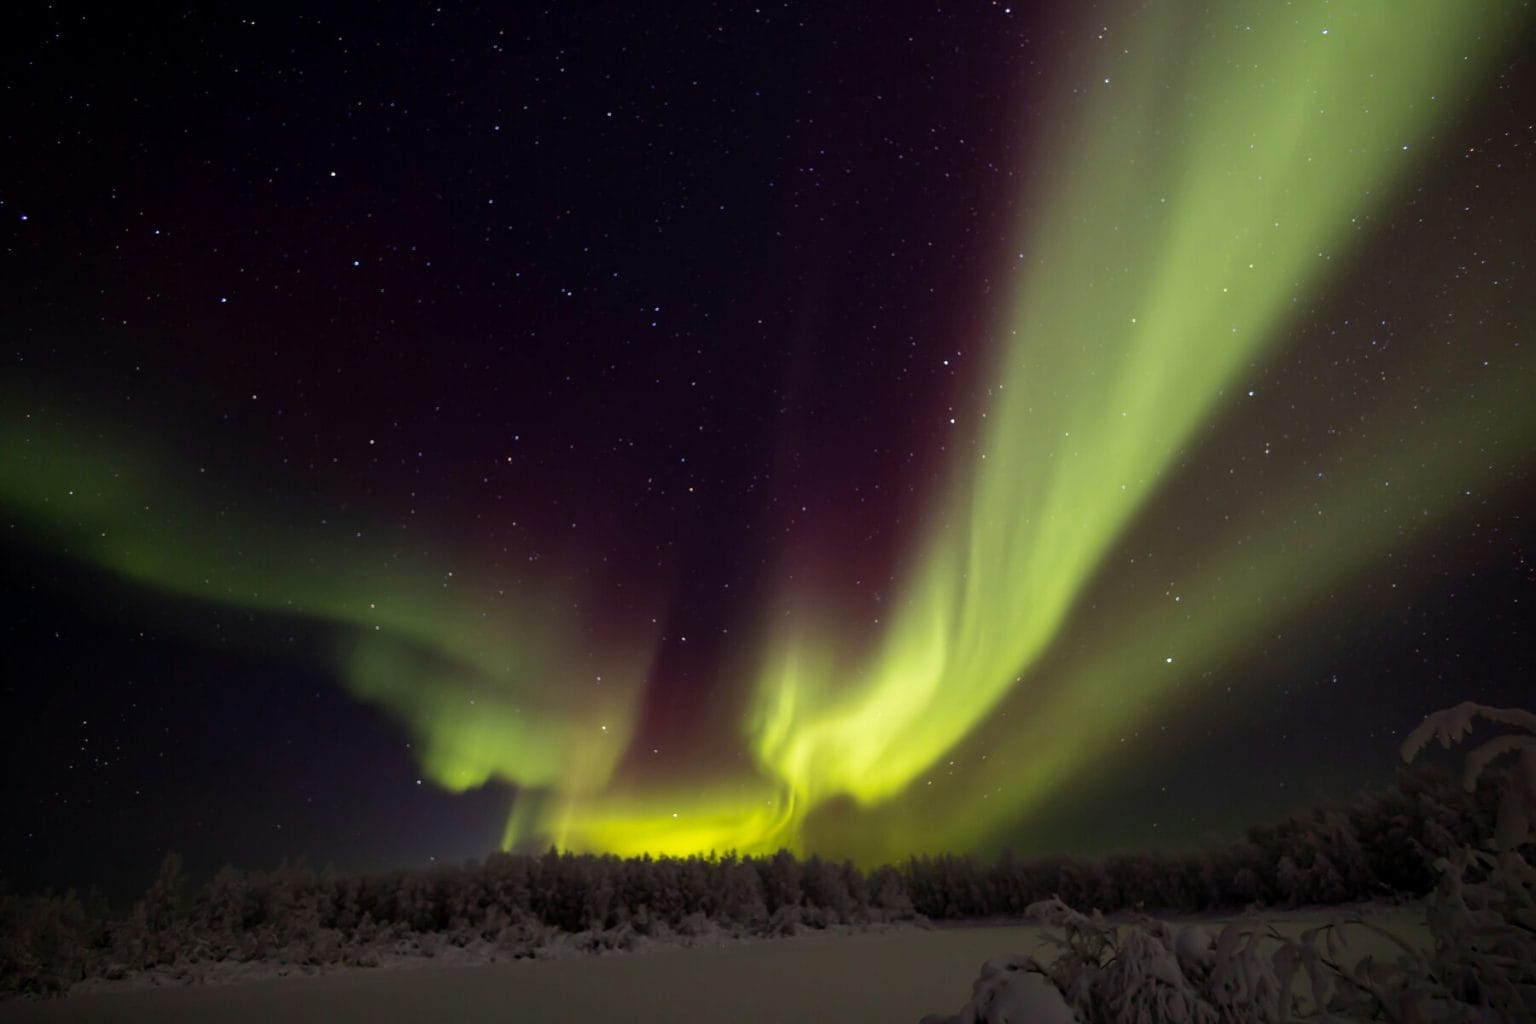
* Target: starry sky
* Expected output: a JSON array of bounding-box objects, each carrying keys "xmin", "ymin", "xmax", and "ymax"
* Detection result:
[{"xmin": 3, "ymin": 2, "xmax": 1534, "ymax": 897}]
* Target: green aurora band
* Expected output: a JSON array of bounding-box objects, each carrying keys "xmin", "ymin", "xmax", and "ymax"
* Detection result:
[
  {"xmin": 0, "ymin": 417, "xmax": 654, "ymax": 803},
  {"xmin": 2, "ymin": 0, "xmax": 1532, "ymax": 864},
  {"xmin": 526, "ymin": 0, "xmax": 1535, "ymax": 858}
]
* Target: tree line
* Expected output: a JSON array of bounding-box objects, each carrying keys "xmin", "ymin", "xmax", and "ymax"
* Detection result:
[{"xmin": 0, "ymin": 760, "xmax": 1499, "ymax": 995}]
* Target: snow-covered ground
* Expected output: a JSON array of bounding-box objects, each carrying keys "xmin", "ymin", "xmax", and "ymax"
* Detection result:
[{"xmin": 0, "ymin": 905, "xmax": 1427, "ymax": 1024}]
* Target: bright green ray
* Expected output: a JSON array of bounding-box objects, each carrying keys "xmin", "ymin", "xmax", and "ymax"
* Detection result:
[
  {"xmin": 535, "ymin": 0, "xmax": 1530, "ymax": 857},
  {"xmin": 0, "ymin": 402, "xmax": 649, "ymax": 798},
  {"xmin": 754, "ymin": 0, "xmax": 1522, "ymax": 808},
  {"xmin": 828, "ymin": 335, "xmax": 1536, "ymax": 863}
]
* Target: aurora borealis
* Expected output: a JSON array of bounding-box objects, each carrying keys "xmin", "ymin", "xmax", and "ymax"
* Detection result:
[{"xmin": 3, "ymin": 2, "xmax": 1534, "ymax": 890}]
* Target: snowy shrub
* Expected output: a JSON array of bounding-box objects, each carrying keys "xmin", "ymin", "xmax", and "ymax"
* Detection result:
[
  {"xmin": 800, "ymin": 855, "xmax": 856, "ymax": 925},
  {"xmin": 1400, "ymin": 701, "xmax": 1536, "ymax": 857},
  {"xmin": 192, "ymin": 864, "xmax": 260, "ymax": 961},
  {"xmin": 0, "ymin": 888, "xmax": 104, "ymax": 995},
  {"xmin": 768, "ymin": 903, "xmax": 803, "ymax": 936},
  {"xmin": 1397, "ymin": 701, "xmax": 1536, "ymax": 1019},
  {"xmin": 868, "ymin": 864, "xmax": 917, "ymax": 920},
  {"xmin": 490, "ymin": 911, "xmax": 549, "ymax": 959},
  {"xmin": 922, "ymin": 699, "xmax": 1536, "ymax": 1023},
  {"xmin": 721, "ymin": 856, "xmax": 770, "ymax": 927},
  {"xmin": 675, "ymin": 910, "xmax": 711, "ymax": 937},
  {"xmin": 677, "ymin": 856, "xmax": 718, "ymax": 920},
  {"xmin": 928, "ymin": 902, "xmax": 1433, "ymax": 1021},
  {"xmin": 920, "ymin": 953, "xmax": 1076, "ymax": 1024},
  {"xmin": 758, "ymin": 849, "xmax": 803, "ymax": 916},
  {"xmin": 108, "ymin": 853, "xmax": 188, "ymax": 970}
]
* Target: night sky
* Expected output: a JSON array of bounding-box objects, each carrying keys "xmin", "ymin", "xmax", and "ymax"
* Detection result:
[{"xmin": 3, "ymin": 2, "xmax": 1534, "ymax": 898}]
